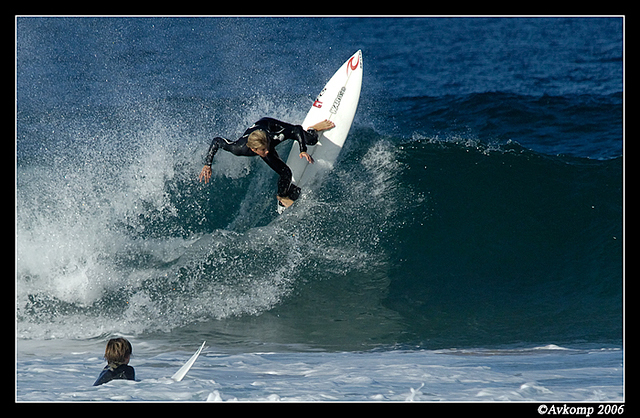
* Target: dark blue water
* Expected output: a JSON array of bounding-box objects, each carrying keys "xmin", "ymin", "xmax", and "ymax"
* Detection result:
[{"xmin": 16, "ymin": 17, "xmax": 623, "ymax": 351}]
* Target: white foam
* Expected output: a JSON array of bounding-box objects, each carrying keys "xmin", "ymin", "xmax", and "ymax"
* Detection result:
[{"xmin": 17, "ymin": 344, "xmax": 623, "ymax": 402}]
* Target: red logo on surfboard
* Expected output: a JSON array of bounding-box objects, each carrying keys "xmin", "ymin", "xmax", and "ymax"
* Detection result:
[
  {"xmin": 347, "ymin": 53, "xmax": 360, "ymax": 75},
  {"xmin": 313, "ymin": 99, "xmax": 323, "ymax": 108}
]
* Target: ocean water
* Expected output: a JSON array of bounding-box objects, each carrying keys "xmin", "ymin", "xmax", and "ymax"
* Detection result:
[{"xmin": 16, "ymin": 17, "xmax": 623, "ymax": 402}]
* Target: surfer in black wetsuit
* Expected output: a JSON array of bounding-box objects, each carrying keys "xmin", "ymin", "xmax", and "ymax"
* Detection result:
[
  {"xmin": 198, "ymin": 117, "xmax": 335, "ymax": 208},
  {"xmin": 93, "ymin": 338, "xmax": 135, "ymax": 386}
]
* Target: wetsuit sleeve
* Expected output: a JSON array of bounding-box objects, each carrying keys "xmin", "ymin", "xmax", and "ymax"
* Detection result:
[
  {"xmin": 293, "ymin": 125, "xmax": 320, "ymax": 153},
  {"xmin": 124, "ymin": 365, "xmax": 135, "ymax": 381},
  {"xmin": 93, "ymin": 367, "xmax": 112, "ymax": 386},
  {"xmin": 204, "ymin": 136, "xmax": 255, "ymax": 165},
  {"xmin": 204, "ymin": 138, "xmax": 219, "ymax": 166}
]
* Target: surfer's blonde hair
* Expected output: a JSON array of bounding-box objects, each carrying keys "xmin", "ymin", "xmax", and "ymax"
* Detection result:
[
  {"xmin": 247, "ymin": 130, "xmax": 268, "ymax": 150},
  {"xmin": 104, "ymin": 337, "xmax": 132, "ymax": 365}
]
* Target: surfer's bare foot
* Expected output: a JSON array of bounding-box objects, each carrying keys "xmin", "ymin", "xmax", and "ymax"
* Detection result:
[
  {"xmin": 308, "ymin": 120, "xmax": 335, "ymax": 132},
  {"xmin": 277, "ymin": 195, "xmax": 295, "ymax": 208}
]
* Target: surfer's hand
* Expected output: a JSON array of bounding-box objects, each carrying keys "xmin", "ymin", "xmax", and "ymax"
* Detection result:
[
  {"xmin": 300, "ymin": 152, "xmax": 314, "ymax": 164},
  {"xmin": 198, "ymin": 166, "xmax": 212, "ymax": 183}
]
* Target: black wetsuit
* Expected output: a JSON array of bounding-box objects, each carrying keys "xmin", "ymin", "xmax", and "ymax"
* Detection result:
[
  {"xmin": 204, "ymin": 117, "xmax": 319, "ymax": 200},
  {"xmin": 93, "ymin": 363, "xmax": 135, "ymax": 386}
]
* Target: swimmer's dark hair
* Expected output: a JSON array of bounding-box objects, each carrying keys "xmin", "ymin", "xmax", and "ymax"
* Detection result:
[{"xmin": 104, "ymin": 337, "xmax": 132, "ymax": 365}]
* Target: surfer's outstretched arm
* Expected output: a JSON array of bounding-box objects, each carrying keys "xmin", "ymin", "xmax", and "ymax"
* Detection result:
[
  {"xmin": 199, "ymin": 136, "xmax": 255, "ymax": 183},
  {"xmin": 204, "ymin": 136, "xmax": 254, "ymax": 164}
]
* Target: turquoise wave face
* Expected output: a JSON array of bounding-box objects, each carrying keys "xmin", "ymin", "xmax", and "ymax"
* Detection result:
[{"xmin": 16, "ymin": 116, "xmax": 622, "ymax": 348}]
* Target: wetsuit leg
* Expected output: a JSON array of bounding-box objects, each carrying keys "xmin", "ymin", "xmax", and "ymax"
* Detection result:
[
  {"xmin": 285, "ymin": 183, "xmax": 301, "ymax": 200},
  {"xmin": 279, "ymin": 125, "xmax": 314, "ymax": 200},
  {"xmin": 261, "ymin": 149, "xmax": 300, "ymax": 199}
]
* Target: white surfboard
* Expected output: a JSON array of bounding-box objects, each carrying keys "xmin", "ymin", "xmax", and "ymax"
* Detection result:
[
  {"xmin": 171, "ymin": 341, "xmax": 206, "ymax": 382},
  {"xmin": 278, "ymin": 50, "xmax": 363, "ymax": 213}
]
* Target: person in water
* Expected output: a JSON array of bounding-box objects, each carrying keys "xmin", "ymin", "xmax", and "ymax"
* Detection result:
[
  {"xmin": 198, "ymin": 117, "xmax": 335, "ymax": 208},
  {"xmin": 93, "ymin": 337, "xmax": 135, "ymax": 386}
]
